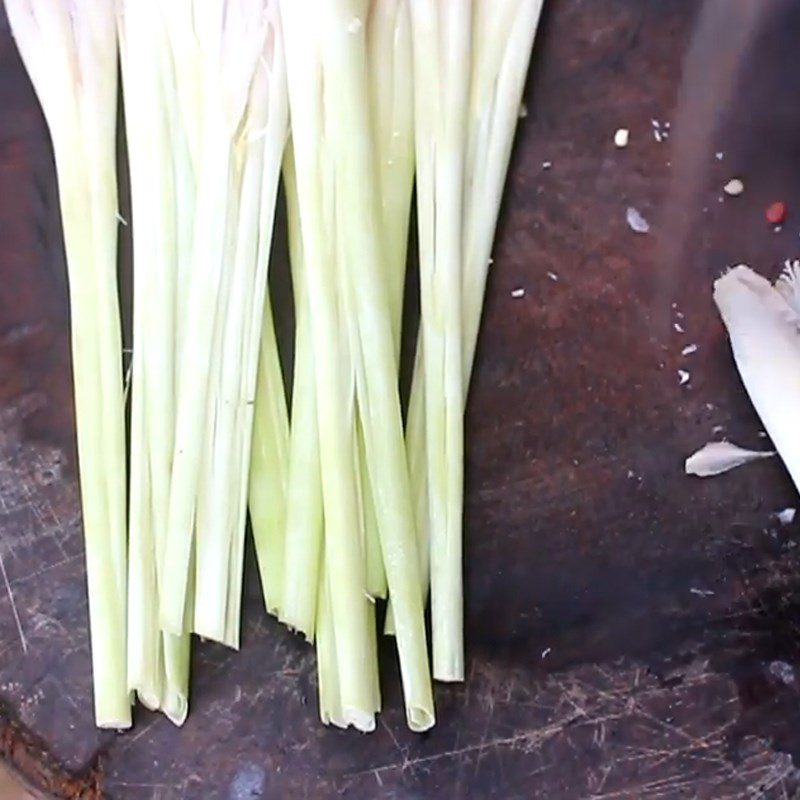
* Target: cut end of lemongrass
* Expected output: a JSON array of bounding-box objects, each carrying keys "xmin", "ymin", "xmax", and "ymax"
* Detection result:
[
  {"xmin": 407, "ymin": 706, "xmax": 435, "ymax": 733},
  {"xmin": 343, "ymin": 709, "xmax": 377, "ymax": 734},
  {"xmin": 320, "ymin": 707, "xmax": 376, "ymax": 734},
  {"xmin": 685, "ymin": 441, "xmax": 776, "ymax": 477},
  {"xmin": 96, "ymin": 715, "xmax": 133, "ymax": 732},
  {"xmin": 162, "ymin": 694, "xmax": 189, "ymax": 727},
  {"xmin": 135, "ymin": 689, "xmax": 162, "ymax": 713}
]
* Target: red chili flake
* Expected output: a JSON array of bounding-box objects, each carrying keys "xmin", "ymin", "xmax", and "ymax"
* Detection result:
[{"xmin": 766, "ymin": 201, "xmax": 787, "ymax": 225}]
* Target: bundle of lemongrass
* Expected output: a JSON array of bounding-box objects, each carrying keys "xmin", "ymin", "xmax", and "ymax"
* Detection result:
[{"xmin": 5, "ymin": 0, "xmax": 543, "ymax": 732}]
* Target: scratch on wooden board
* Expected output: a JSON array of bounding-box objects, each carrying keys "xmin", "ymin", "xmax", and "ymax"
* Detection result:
[{"xmin": 0, "ymin": 548, "xmax": 27, "ymax": 653}]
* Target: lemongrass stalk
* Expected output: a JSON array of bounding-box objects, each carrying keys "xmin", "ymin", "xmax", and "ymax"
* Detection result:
[
  {"xmin": 5, "ymin": 0, "xmax": 130, "ymax": 728},
  {"xmin": 118, "ymin": 0, "xmax": 165, "ymax": 711},
  {"xmin": 159, "ymin": 32, "xmax": 196, "ymax": 723},
  {"xmin": 195, "ymin": 2, "xmax": 288, "ymax": 648},
  {"xmin": 247, "ymin": 295, "xmax": 290, "ymax": 618},
  {"xmin": 715, "ymin": 264, "xmax": 800, "ymax": 491},
  {"xmin": 125, "ymin": 346, "xmax": 162, "ymax": 711},
  {"xmin": 194, "ymin": 166, "xmax": 243, "ymax": 644},
  {"xmin": 367, "ymin": 0, "xmax": 417, "ymax": 632},
  {"xmin": 316, "ymin": 553, "xmax": 344, "ymax": 727},
  {"xmin": 227, "ymin": 16, "xmax": 290, "ymax": 642},
  {"xmin": 461, "ymin": 0, "xmax": 545, "ymax": 372},
  {"xmin": 194, "ymin": 116, "xmax": 262, "ymax": 643},
  {"xmin": 358, "ymin": 430, "xmax": 386, "ymax": 599},
  {"xmin": 402, "ymin": 0, "xmax": 544, "ymax": 652},
  {"xmin": 332, "ymin": 162, "xmax": 385, "ymax": 607},
  {"xmin": 280, "ymin": 0, "xmax": 375, "ymax": 730},
  {"xmin": 368, "ymin": 0, "xmax": 416, "ymax": 348},
  {"xmin": 407, "ymin": 0, "xmax": 471, "ymax": 684},
  {"xmin": 160, "ymin": 1, "xmax": 202, "ymax": 348},
  {"xmin": 360, "ymin": 0, "xmax": 416, "ymax": 607},
  {"xmin": 162, "ymin": 0, "xmax": 268, "ymax": 635},
  {"xmin": 277, "ymin": 145, "xmax": 325, "ymax": 638},
  {"xmin": 322, "ymin": 0, "xmax": 434, "ymax": 730},
  {"xmin": 316, "ymin": 549, "xmax": 381, "ymax": 728},
  {"xmin": 119, "ymin": 0, "xmax": 196, "ymax": 722}
]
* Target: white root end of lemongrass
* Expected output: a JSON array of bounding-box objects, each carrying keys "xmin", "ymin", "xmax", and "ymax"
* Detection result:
[
  {"xmin": 685, "ymin": 441, "xmax": 776, "ymax": 477},
  {"xmin": 714, "ymin": 264, "xmax": 800, "ymax": 492}
]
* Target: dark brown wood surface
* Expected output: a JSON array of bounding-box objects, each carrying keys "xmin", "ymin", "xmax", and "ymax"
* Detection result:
[{"xmin": 5, "ymin": 1, "xmax": 800, "ymax": 797}]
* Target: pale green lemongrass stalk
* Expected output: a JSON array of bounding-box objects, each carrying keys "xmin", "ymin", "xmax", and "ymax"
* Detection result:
[
  {"xmin": 322, "ymin": 0, "xmax": 434, "ymax": 730},
  {"xmin": 160, "ymin": 1, "xmax": 202, "ymax": 345},
  {"xmin": 126, "ymin": 346, "xmax": 162, "ymax": 711},
  {"xmin": 277, "ymin": 145, "xmax": 325, "ymax": 639},
  {"xmin": 361, "ymin": 0, "xmax": 415, "ymax": 605},
  {"xmin": 194, "ymin": 9, "xmax": 288, "ymax": 645},
  {"xmin": 194, "ymin": 165, "xmax": 243, "ymax": 644},
  {"xmin": 408, "ymin": 0, "xmax": 471, "ymax": 683},
  {"xmin": 715, "ymin": 264, "xmax": 800, "ymax": 490},
  {"xmin": 280, "ymin": 0, "xmax": 375, "ymax": 731},
  {"xmin": 368, "ymin": 0, "xmax": 415, "ymax": 345},
  {"xmin": 366, "ymin": 0, "xmax": 418, "ymax": 630},
  {"xmin": 333, "ymin": 174, "xmax": 384, "ymax": 718},
  {"xmin": 248, "ymin": 288, "xmax": 290, "ymax": 620},
  {"xmin": 461, "ymin": 0, "xmax": 544, "ymax": 371},
  {"xmin": 227, "ymin": 12, "xmax": 290, "ymax": 644},
  {"xmin": 5, "ymin": 0, "xmax": 130, "ymax": 728},
  {"xmin": 120, "ymin": 0, "xmax": 196, "ymax": 722},
  {"xmin": 118, "ymin": 0, "xmax": 167, "ymax": 713},
  {"xmin": 160, "ymin": 0, "xmax": 205, "ymax": 176},
  {"xmin": 157, "ymin": 0, "xmax": 199, "ymax": 727},
  {"xmin": 162, "ymin": 0, "xmax": 269, "ymax": 636},
  {"xmin": 315, "ymin": 552, "xmax": 344, "ymax": 727},
  {"xmin": 402, "ymin": 0, "xmax": 544, "ymax": 654}
]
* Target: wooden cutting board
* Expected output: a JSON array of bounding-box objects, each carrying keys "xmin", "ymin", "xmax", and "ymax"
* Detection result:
[{"xmin": 3, "ymin": 1, "xmax": 800, "ymax": 797}]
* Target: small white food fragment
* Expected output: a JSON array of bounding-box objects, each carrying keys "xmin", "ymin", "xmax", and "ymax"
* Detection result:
[
  {"xmin": 626, "ymin": 207, "xmax": 650, "ymax": 234},
  {"xmin": 614, "ymin": 128, "xmax": 629, "ymax": 148},
  {"xmin": 547, "ymin": 271, "xmax": 558, "ymax": 282},
  {"xmin": 723, "ymin": 178, "xmax": 744, "ymax": 197},
  {"xmin": 681, "ymin": 344, "xmax": 698, "ymax": 356},
  {"xmin": 775, "ymin": 508, "xmax": 796, "ymax": 526},
  {"xmin": 685, "ymin": 441, "xmax": 776, "ymax": 477},
  {"xmin": 511, "ymin": 288, "xmax": 525, "ymax": 298},
  {"xmin": 678, "ymin": 369, "xmax": 690, "ymax": 385},
  {"xmin": 674, "ymin": 322, "xmax": 685, "ymax": 333},
  {"xmin": 715, "ymin": 151, "xmax": 724, "ymax": 161},
  {"xmin": 542, "ymin": 160, "xmax": 552, "ymax": 170}
]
